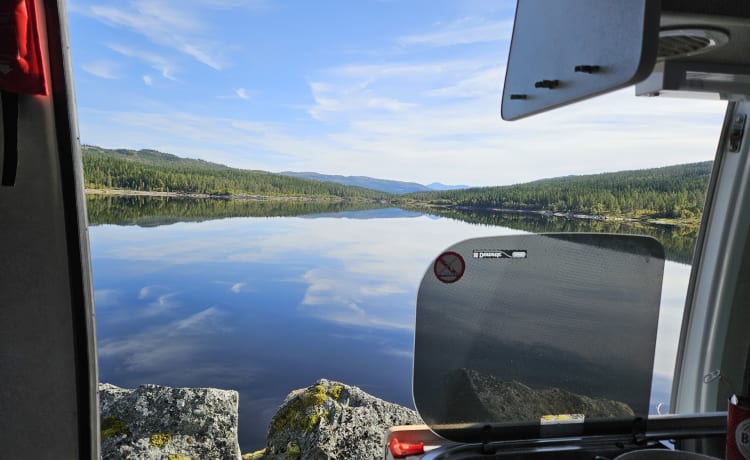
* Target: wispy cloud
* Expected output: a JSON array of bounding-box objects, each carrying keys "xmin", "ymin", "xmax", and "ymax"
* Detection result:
[
  {"xmin": 138, "ymin": 285, "xmax": 158, "ymax": 299},
  {"xmin": 235, "ymin": 88, "xmax": 252, "ymax": 100},
  {"xmin": 142, "ymin": 75, "xmax": 153, "ymax": 86},
  {"xmin": 96, "ymin": 306, "xmax": 259, "ymax": 385},
  {"xmin": 94, "ymin": 288, "xmax": 121, "ymax": 307},
  {"xmin": 107, "ymin": 43, "xmax": 177, "ymax": 80},
  {"xmin": 81, "ymin": 60, "xmax": 121, "ymax": 79},
  {"xmin": 81, "ymin": 0, "xmax": 228, "ymax": 70},
  {"xmin": 398, "ymin": 17, "xmax": 513, "ymax": 47}
]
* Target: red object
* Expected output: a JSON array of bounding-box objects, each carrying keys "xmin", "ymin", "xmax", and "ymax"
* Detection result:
[
  {"xmin": 727, "ymin": 397, "xmax": 750, "ymax": 460},
  {"xmin": 389, "ymin": 437, "xmax": 425, "ymax": 458},
  {"xmin": 0, "ymin": 0, "xmax": 47, "ymax": 95}
]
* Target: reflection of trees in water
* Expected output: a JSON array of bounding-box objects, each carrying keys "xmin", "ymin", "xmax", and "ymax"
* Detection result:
[
  {"xmin": 86, "ymin": 195, "xmax": 388, "ymax": 227},
  {"xmin": 87, "ymin": 196, "xmax": 697, "ymax": 264},
  {"xmin": 409, "ymin": 207, "xmax": 698, "ymax": 265}
]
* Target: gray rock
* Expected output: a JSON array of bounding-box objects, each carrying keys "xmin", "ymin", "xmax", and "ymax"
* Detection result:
[
  {"xmin": 99, "ymin": 383, "xmax": 242, "ymax": 460},
  {"xmin": 263, "ymin": 379, "xmax": 422, "ymax": 460},
  {"xmin": 446, "ymin": 368, "xmax": 634, "ymax": 423}
]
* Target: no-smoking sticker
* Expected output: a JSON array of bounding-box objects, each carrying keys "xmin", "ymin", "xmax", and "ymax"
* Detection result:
[{"xmin": 433, "ymin": 251, "xmax": 465, "ymax": 284}]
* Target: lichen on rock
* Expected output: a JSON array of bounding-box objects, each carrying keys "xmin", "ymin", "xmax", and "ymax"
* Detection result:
[
  {"xmin": 263, "ymin": 379, "xmax": 422, "ymax": 460},
  {"xmin": 99, "ymin": 383, "xmax": 241, "ymax": 460}
]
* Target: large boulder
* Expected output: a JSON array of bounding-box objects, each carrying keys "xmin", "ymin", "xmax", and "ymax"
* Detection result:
[
  {"xmin": 99, "ymin": 383, "xmax": 242, "ymax": 460},
  {"xmin": 263, "ymin": 379, "xmax": 422, "ymax": 460}
]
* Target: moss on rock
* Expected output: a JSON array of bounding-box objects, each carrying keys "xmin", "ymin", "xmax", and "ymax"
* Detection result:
[
  {"xmin": 285, "ymin": 440, "xmax": 301, "ymax": 458},
  {"xmin": 101, "ymin": 416, "xmax": 130, "ymax": 440},
  {"xmin": 327, "ymin": 385, "xmax": 343, "ymax": 401},
  {"xmin": 269, "ymin": 384, "xmax": 331, "ymax": 436}
]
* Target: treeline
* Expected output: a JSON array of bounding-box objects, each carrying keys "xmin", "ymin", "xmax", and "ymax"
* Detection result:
[
  {"xmin": 82, "ymin": 146, "xmax": 392, "ymax": 200},
  {"xmin": 86, "ymin": 195, "xmax": 390, "ymax": 227},
  {"xmin": 403, "ymin": 205, "xmax": 698, "ymax": 264},
  {"xmin": 404, "ymin": 162, "xmax": 712, "ymax": 220}
]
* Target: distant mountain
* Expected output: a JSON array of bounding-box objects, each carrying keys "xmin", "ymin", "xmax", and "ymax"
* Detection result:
[
  {"xmin": 426, "ymin": 182, "xmax": 470, "ymax": 191},
  {"xmin": 279, "ymin": 172, "xmax": 471, "ymax": 194},
  {"xmin": 279, "ymin": 171, "xmax": 432, "ymax": 194}
]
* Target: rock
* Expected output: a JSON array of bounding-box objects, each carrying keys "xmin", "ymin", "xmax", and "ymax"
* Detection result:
[
  {"xmin": 99, "ymin": 383, "xmax": 242, "ymax": 460},
  {"xmin": 263, "ymin": 379, "xmax": 422, "ymax": 460},
  {"xmin": 445, "ymin": 368, "xmax": 634, "ymax": 423}
]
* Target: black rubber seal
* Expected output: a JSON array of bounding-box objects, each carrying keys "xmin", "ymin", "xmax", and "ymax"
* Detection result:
[{"xmin": 1, "ymin": 91, "xmax": 19, "ymax": 186}]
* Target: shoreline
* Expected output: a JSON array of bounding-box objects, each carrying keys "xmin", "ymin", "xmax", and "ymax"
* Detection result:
[
  {"xmin": 85, "ymin": 189, "xmax": 700, "ymax": 228},
  {"xmin": 405, "ymin": 203, "xmax": 700, "ymax": 228},
  {"xmin": 85, "ymin": 188, "xmax": 362, "ymax": 203}
]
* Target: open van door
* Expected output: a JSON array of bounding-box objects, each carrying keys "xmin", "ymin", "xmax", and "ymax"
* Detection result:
[{"xmin": 0, "ymin": 0, "xmax": 98, "ymax": 457}]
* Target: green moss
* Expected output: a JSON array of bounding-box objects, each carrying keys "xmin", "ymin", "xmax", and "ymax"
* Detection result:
[
  {"xmin": 286, "ymin": 440, "xmax": 301, "ymax": 458},
  {"xmin": 150, "ymin": 432, "xmax": 172, "ymax": 448},
  {"xmin": 101, "ymin": 416, "xmax": 130, "ymax": 440},
  {"xmin": 327, "ymin": 385, "xmax": 343, "ymax": 400},
  {"xmin": 269, "ymin": 384, "xmax": 331, "ymax": 436},
  {"xmin": 306, "ymin": 413, "xmax": 320, "ymax": 432},
  {"xmin": 167, "ymin": 455, "xmax": 192, "ymax": 460},
  {"xmin": 302, "ymin": 385, "xmax": 327, "ymax": 407}
]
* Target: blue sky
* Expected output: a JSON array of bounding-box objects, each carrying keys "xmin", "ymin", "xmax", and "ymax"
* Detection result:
[{"xmin": 67, "ymin": 0, "xmax": 726, "ymax": 186}]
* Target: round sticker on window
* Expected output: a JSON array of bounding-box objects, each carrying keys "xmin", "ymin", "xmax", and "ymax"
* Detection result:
[{"xmin": 433, "ymin": 251, "xmax": 465, "ymax": 284}]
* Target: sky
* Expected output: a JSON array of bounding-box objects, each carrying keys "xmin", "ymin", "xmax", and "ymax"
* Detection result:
[{"xmin": 67, "ymin": 0, "xmax": 727, "ymax": 186}]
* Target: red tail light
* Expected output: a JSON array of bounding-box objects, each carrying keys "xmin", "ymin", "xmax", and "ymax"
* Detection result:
[
  {"xmin": 0, "ymin": 0, "xmax": 47, "ymax": 95},
  {"xmin": 389, "ymin": 437, "xmax": 425, "ymax": 458}
]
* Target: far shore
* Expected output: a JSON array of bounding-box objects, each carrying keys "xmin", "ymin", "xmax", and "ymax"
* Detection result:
[
  {"xmin": 85, "ymin": 188, "xmax": 700, "ymax": 227},
  {"xmin": 85, "ymin": 188, "xmax": 359, "ymax": 202}
]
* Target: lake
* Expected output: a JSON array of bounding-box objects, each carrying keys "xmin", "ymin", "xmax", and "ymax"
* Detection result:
[{"xmin": 87, "ymin": 195, "xmax": 698, "ymax": 451}]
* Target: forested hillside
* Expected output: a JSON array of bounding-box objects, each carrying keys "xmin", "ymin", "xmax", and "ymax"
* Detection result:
[
  {"xmin": 82, "ymin": 145, "xmax": 391, "ymax": 200},
  {"xmin": 83, "ymin": 145, "xmax": 713, "ymax": 222},
  {"xmin": 404, "ymin": 162, "xmax": 712, "ymax": 220}
]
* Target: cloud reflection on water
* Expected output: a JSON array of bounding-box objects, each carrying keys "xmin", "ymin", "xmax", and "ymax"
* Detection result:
[{"xmin": 89, "ymin": 208, "xmax": 693, "ymax": 449}]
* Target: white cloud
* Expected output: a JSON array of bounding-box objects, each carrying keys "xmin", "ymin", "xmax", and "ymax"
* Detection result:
[
  {"xmin": 230, "ymin": 282, "xmax": 245, "ymax": 293},
  {"xmin": 398, "ymin": 17, "xmax": 513, "ymax": 47},
  {"xmin": 180, "ymin": 43, "xmax": 223, "ymax": 71},
  {"xmin": 82, "ymin": 1, "xmax": 228, "ymax": 70},
  {"xmin": 367, "ymin": 97, "xmax": 416, "ymax": 112},
  {"xmin": 138, "ymin": 285, "xmax": 157, "ymax": 299},
  {"xmin": 108, "ymin": 43, "xmax": 178, "ymax": 80},
  {"xmin": 81, "ymin": 60, "xmax": 120, "ymax": 79},
  {"xmin": 145, "ymin": 292, "xmax": 181, "ymax": 315},
  {"xmin": 97, "ymin": 307, "xmax": 241, "ymax": 381},
  {"xmin": 143, "ymin": 75, "xmax": 153, "ymax": 86},
  {"xmin": 235, "ymin": 88, "xmax": 251, "ymax": 100},
  {"xmin": 94, "ymin": 288, "xmax": 120, "ymax": 307}
]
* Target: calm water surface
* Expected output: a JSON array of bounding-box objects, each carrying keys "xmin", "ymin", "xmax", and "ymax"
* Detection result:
[{"xmin": 88, "ymin": 197, "xmax": 695, "ymax": 450}]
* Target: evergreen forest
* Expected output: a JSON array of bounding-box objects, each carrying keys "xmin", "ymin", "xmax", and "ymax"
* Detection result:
[
  {"xmin": 82, "ymin": 145, "xmax": 712, "ymax": 223},
  {"xmin": 403, "ymin": 162, "xmax": 712, "ymax": 220},
  {"xmin": 82, "ymin": 145, "xmax": 391, "ymax": 200}
]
